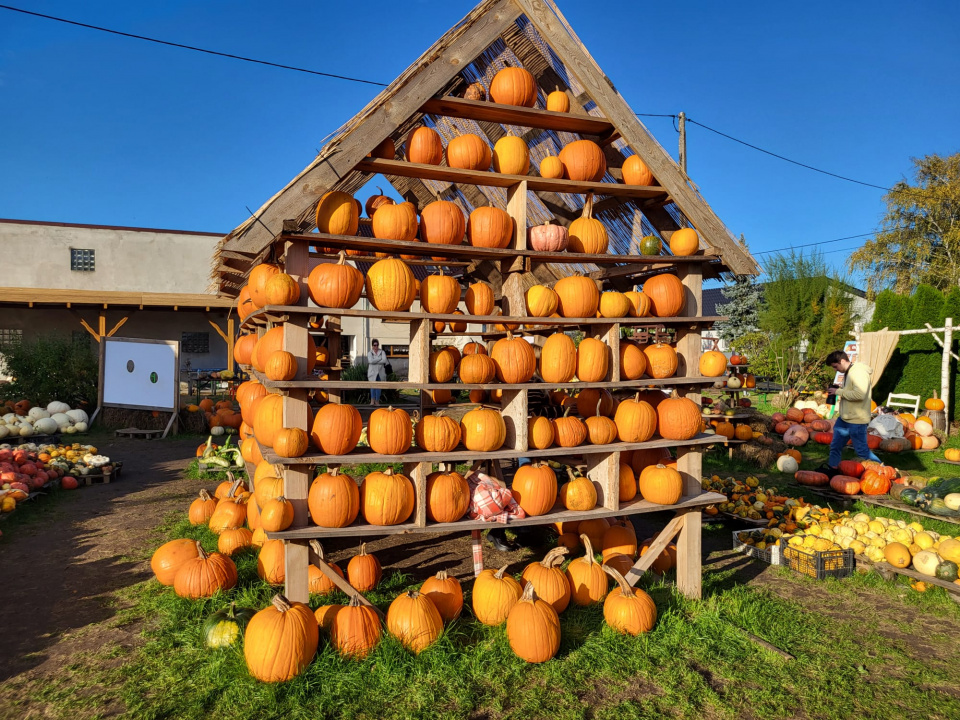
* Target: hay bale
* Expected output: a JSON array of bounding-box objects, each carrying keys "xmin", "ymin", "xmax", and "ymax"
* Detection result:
[{"xmin": 733, "ymin": 436, "xmax": 787, "ymax": 469}]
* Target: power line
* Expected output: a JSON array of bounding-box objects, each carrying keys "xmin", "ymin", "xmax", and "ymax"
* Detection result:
[
  {"xmin": 751, "ymin": 232, "xmax": 875, "ymax": 257},
  {"xmin": 0, "ymin": 4, "xmax": 389, "ymax": 87}
]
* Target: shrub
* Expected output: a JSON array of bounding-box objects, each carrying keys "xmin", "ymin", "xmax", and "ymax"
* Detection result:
[{"xmin": 0, "ymin": 335, "xmax": 98, "ymax": 408}]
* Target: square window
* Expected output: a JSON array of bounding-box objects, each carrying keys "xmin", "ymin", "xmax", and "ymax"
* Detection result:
[
  {"xmin": 181, "ymin": 332, "xmax": 209, "ymax": 354},
  {"xmin": 70, "ymin": 248, "xmax": 96, "ymax": 271},
  {"xmin": 0, "ymin": 328, "xmax": 22, "ymax": 350}
]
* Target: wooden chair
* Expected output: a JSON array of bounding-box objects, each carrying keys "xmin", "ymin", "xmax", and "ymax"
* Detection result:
[{"xmin": 885, "ymin": 393, "xmax": 920, "ymax": 416}]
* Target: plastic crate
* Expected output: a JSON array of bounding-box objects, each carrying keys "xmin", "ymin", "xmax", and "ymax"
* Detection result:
[
  {"xmin": 732, "ymin": 529, "xmax": 781, "ymax": 565},
  {"xmin": 782, "ymin": 544, "xmax": 854, "ymax": 579}
]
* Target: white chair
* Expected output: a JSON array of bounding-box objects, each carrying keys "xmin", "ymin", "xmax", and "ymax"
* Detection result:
[{"xmin": 885, "ymin": 393, "xmax": 920, "ymax": 416}]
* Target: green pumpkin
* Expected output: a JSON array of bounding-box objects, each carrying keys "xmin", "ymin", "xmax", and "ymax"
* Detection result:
[
  {"xmin": 639, "ymin": 235, "xmax": 661, "ymax": 256},
  {"xmin": 203, "ymin": 603, "xmax": 256, "ymax": 648},
  {"xmin": 935, "ymin": 560, "xmax": 959, "ymax": 582},
  {"xmin": 899, "ymin": 488, "xmax": 919, "ymax": 506}
]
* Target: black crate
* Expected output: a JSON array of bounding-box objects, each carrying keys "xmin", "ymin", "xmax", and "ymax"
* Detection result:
[{"xmin": 782, "ymin": 544, "xmax": 854, "ymax": 580}]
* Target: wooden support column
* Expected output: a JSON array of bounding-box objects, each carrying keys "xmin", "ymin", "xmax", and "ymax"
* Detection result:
[
  {"xmin": 407, "ymin": 461, "xmax": 431, "ymax": 528},
  {"xmin": 584, "ymin": 450, "xmax": 619, "ymax": 511},
  {"xmin": 943, "ymin": 317, "xmax": 953, "ymax": 438},
  {"xmin": 675, "ymin": 264, "xmax": 703, "ymax": 497},
  {"xmin": 675, "ymin": 510, "xmax": 702, "ymax": 599},
  {"xmin": 500, "ymin": 389, "xmax": 528, "ymax": 452},
  {"xmin": 281, "ymin": 239, "xmax": 312, "ymax": 604}
]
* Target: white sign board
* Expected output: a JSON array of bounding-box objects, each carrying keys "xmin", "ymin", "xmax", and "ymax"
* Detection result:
[{"xmin": 101, "ymin": 338, "xmax": 179, "ymax": 411}]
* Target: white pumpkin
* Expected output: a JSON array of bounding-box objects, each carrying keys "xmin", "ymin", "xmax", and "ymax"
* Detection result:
[
  {"xmin": 0, "ymin": 426, "xmax": 9, "ymax": 439},
  {"xmin": 1, "ymin": 413, "xmax": 16, "ymax": 424},
  {"xmin": 816, "ymin": 404, "xmax": 832, "ymax": 418},
  {"xmin": 28, "ymin": 407, "xmax": 50, "ymax": 422},
  {"xmin": 945, "ymin": 493, "xmax": 960, "ymax": 511},
  {"xmin": 914, "ymin": 418, "xmax": 934, "ymax": 437},
  {"xmin": 776, "ymin": 455, "xmax": 799, "ymax": 474},
  {"xmin": 727, "ymin": 376, "xmax": 743, "ymax": 389},
  {"xmin": 74, "ymin": 421, "xmax": 88, "ymax": 433},
  {"xmin": 912, "ymin": 550, "xmax": 940, "ymax": 577},
  {"xmin": 33, "ymin": 417, "xmax": 59, "ymax": 435},
  {"xmin": 46, "ymin": 401, "xmax": 71, "ymax": 414},
  {"xmin": 64, "ymin": 426, "xmax": 77, "ymax": 435},
  {"xmin": 66, "ymin": 409, "xmax": 89, "ymax": 425},
  {"xmin": 19, "ymin": 423, "xmax": 34, "ymax": 437},
  {"xmin": 51, "ymin": 413, "xmax": 71, "ymax": 429},
  {"xmin": 210, "ymin": 426, "xmax": 225, "ymax": 436}
]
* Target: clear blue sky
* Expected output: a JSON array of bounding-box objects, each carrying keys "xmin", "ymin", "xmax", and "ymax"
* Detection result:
[{"xmin": 2, "ymin": 1, "xmax": 958, "ymax": 285}]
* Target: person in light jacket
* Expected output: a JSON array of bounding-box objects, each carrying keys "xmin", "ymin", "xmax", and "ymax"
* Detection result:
[
  {"xmin": 822, "ymin": 349, "xmax": 881, "ymax": 472},
  {"xmin": 367, "ymin": 339, "xmax": 387, "ymax": 406}
]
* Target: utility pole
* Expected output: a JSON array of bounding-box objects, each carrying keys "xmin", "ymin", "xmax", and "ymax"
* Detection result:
[{"xmin": 678, "ymin": 111, "xmax": 687, "ymax": 175}]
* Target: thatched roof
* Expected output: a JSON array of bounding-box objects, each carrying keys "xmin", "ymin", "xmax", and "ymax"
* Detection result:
[{"xmin": 211, "ymin": 0, "xmax": 758, "ymax": 297}]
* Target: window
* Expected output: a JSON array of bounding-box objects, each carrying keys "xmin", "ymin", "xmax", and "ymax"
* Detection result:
[
  {"xmin": 340, "ymin": 335, "xmax": 352, "ymax": 359},
  {"xmin": 181, "ymin": 332, "xmax": 209, "ymax": 354},
  {"xmin": 0, "ymin": 329, "xmax": 22, "ymax": 350},
  {"xmin": 386, "ymin": 344, "xmax": 409, "ymax": 358},
  {"xmin": 70, "ymin": 248, "xmax": 96, "ymax": 271}
]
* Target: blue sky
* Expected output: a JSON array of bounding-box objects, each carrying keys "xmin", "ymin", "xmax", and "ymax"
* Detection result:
[{"xmin": 2, "ymin": 1, "xmax": 958, "ymax": 286}]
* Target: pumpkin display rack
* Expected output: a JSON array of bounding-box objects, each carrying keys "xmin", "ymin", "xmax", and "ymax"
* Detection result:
[{"xmin": 225, "ymin": 85, "xmax": 760, "ymax": 607}]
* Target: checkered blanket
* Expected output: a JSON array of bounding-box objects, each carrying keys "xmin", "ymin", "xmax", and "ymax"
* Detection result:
[{"xmin": 466, "ymin": 471, "xmax": 526, "ymax": 524}]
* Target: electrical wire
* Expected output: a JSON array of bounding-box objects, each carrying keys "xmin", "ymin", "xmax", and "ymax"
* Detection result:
[
  {"xmin": 0, "ymin": 4, "xmax": 389, "ymax": 87},
  {"xmin": 751, "ymin": 232, "xmax": 876, "ymax": 257}
]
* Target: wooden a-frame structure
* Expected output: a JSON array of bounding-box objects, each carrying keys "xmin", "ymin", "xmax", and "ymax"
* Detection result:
[{"xmin": 211, "ymin": 0, "xmax": 758, "ymax": 294}]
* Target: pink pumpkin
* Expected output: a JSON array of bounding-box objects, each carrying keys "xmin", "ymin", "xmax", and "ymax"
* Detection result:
[
  {"xmin": 528, "ymin": 221, "xmax": 568, "ymax": 252},
  {"xmin": 782, "ymin": 424, "xmax": 809, "ymax": 447}
]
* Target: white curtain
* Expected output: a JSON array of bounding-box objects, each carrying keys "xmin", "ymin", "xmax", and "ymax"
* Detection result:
[{"xmin": 859, "ymin": 330, "xmax": 901, "ymax": 379}]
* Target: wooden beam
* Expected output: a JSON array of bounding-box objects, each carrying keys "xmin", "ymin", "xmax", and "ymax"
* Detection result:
[
  {"xmin": 78, "ymin": 317, "xmax": 99, "ymax": 342},
  {"xmin": 226, "ymin": 317, "xmax": 235, "ymax": 374},
  {"xmin": 513, "ymin": 0, "xmax": 758, "ymax": 276},
  {"xmin": 98, "ymin": 314, "xmax": 106, "ymax": 339},
  {"xmin": 625, "ymin": 513, "xmax": 685, "ymax": 584},
  {"xmin": 208, "ymin": 320, "xmax": 229, "ymax": 343},
  {"xmin": 223, "ymin": 0, "xmax": 523, "ymax": 255},
  {"xmin": 106, "ymin": 317, "xmax": 128, "ymax": 337}
]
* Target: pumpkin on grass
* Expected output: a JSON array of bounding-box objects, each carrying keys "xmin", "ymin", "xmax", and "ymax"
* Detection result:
[
  {"xmin": 257, "ymin": 539, "xmax": 286, "ymax": 585},
  {"xmin": 173, "ymin": 542, "xmax": 238, "ymax": 599},
  {"xmin": 151, "ymin": 538, "xmax": 201, "ymax": 586},
  {"xmin": 331, "ymin": 594, "xmax": 382, "ymax": 658},
  {"xmin": 602, "ymin": 519, "xmax": 637, "ymax": 560},
  {"xmin": 421, "ymin": 570, "xmax": 463, "ymax": 622},
  {"xmin": 189, "ymin": 489, "xmax": 217, "ymax": 525},
  {"xmin": 204, "ymin": 602, "xmax": 256, "ymax": 649},
  {"xmin": 387, "ymin": 590, "xmax": 444, "ymax": 654},
  {"xmin": 521, "ymin": 547, "xmax": 571, "ymax": 614},
  {"xmin": 314, "ymin": 604, "xmax": 343, "ymax": 633},
  {"xmin": 602, "ymin": 566, "xmax": 657, "ymax": 636},
  {"xmin": 347, "ymin": 543, "xmax": 382, "ymax": 591},
  {"xmin": 472, "ymin": 565, "xmax": 522, "ymax": 626},
  {"xmin": 307, "ymin": 540, "xmax": 344, "ymax": 596},
  {"xmin": 566, "ymin": 534, "xmax": 609, "ymax": 606},
  {"xmin": 218, "ymin": 527, "xmax": 254, "ymax": 556},
  {"xmin": 506, "ymin": 583, "xmax": 561, "ymax": 663},
  {"xmin": 244, "ymin": 594, "xmax": 318, "ymax": 682}
]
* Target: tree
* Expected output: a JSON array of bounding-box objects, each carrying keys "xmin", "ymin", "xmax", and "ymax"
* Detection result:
[
  {"xmin": 714, "ymin": 274, "xmax": 763, "ymax": 345},
  {"xmin": 759, "ymin": 251, "xmax": 858, "ymax": 391},
  {"xmin": 849, "ymin": 152, "xmax": 960, "ymax": 293},
  {"xmin": 0, "ymin": 335, "xmax": 98, "ymax": 408}
]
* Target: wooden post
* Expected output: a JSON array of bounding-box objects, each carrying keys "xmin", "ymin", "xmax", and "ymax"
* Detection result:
[
  {"xmin": 675, "ymin": 510, "xmax": 702, "ymax": 598},
  {"xmin": 500, "ymin": 389, "xmax": 528, "ymax": 451},
  {"xmin": 584, "ymin": 450, "xmax": 619, "ymax": 511},
  {"xmin": 226, "ymin": 317, "xmax": 235, "ymax": 374},
  {"xmin": 678, "ymin": 111, "xmax": 687, "ymax": 175},
  {"xmin": 943, "ymin": 317, "xmax": 953, "ymax": 438},
  {"xmin": 676, "ymin": 264, "xmax": 703, "ymax": 497},
  {"xmin": 408, "ymin": 461, "xmax": 430, "ymax": 528}
]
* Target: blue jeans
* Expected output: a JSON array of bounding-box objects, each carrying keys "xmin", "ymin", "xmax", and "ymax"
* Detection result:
[
  {"xmin": 828, "ymin": 417, "xmax": 881, "ymax": 467},
  {"xmin": 371, "ymin": 387, "xmax": 382, "ymax": 403}
]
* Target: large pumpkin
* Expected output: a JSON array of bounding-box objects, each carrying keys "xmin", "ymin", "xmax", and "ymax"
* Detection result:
[
  {"xmin": 528, "ymin": 415, "xmax": 556, "ymax": 450},
  {"xmin": 621, "ymin": 155, "xmax": 655, "ymax": 186},
  {"xmin": 346, "ymin": 543, "xmax": 382, "ymax": 591},
  {"xmin": 387, "ymin": 590, "xmax": 444, "ymax": 654},
  {"xmin": 244, "ymin": 594, "xmax": 318, "ymax": 683},
  {"xmin": 421, "ymin": 570, "xmax": 463, "ymax": 622},
  {"xmin": 419, "ymin": 269, "xmax": 461, "ymax": 314},
  {"xmin": 249, "ymin": 264, "xmax": 280, "ymax": 308},
  {"xmin": 699, "ymin": 351, "xmax": 727, "ymax": 377},
  {"xmin": 367, "ymin": 406, "xmax": 413, "ymax": 455},
  {"xmin": 315, "ymin": 191, "xmax": 360, "ymax": 236},
  {"xmin": 415, "ymin": 412, "xmax": 461, "ymax": 453},
  {"xmin": 670, "ymin": 228, "xmax": 700, "ymax": 256},
  {"xmin": 308, "ymin": 251, "xmax": 364, "ymax": 309},
  {"xmin": 638, "ymin": 464, "xmax": 683, "ymax": 505},
  {"xmin": 599, "ymin": 291, "xmax": 632, "ymax": 318},
  {"xmin": 552, "ymin": 410, "xmax": 587, "ymax": 448},
  {"xmin": 472, "ymin": 565, "xmax": 522, "ymax": 626},
  {"xmin": 520, "ymin": 547, "xmax": 571, "ymax": 615},
  {"xmin": 425, "ymin": 470, "xmax": 470, "ymax": 523},
  {"xmin": 560, "ymin": 469, "xmax": 597, "ymax": 511},
  {"xmin": 657, "ymin": 392, "xmax": 702, "ymax": 441},
  {"xmin": 234, "ymin": 334, "xmax": 258, "ymax": 367},
  {"xmin": 253, "ymin": 393, "xmax": 284, "ymax": 448},
  {"xmin": 308, "ymin": 468, "xmax": 360, "ymax": 528},
  {"xmin": 559, "ymin": 140, "xmax": 606, "ymax": 182},
  {"xmin": 577, "ymin": 337, "xmax": 609, "ymax": 382},
  {"xmin": 491, "ymin": 332, "xmax": 536, "ymax": 383},
  {"xmin": 539, "ymin": 332, "xmax": 576, "ymax": 384},
  {"xmin": 372, "ymin": 201, "xmax": 419, "ymax": 243},
  {"xmin": 468, "ymin": 206, "xmax": 513, "ymax": 249},
  {"xmin": 446, "ymin": 132, "xmax": 491, "ymax": 171},
  {"xmin": 829, "ymin": 475, "xmax": 861, "ymax": 495},
  {"xmin": 624, "ymin": 291, "xmax": 652, "ymax": 318},
  {"xmin": 860, "ymin": 470, "xmax": 891, "ymax": 496},
  {"xmin": 576, "ymin": 388, "xmax": 615, "ymax": 418},
  {"xmin": 361, "ymin": 468, "xmax": 415, "ymax": 525},
  {"xmin": 602, "ymin": 566, "xmax": 657, "ymax": 636},
  {"xmin": 365, "ymin": 257, "xmax": 416, "ymax": 311},
  {"xmin": 465, "ymin": 281, "xmax": 495, "ymax": 315},
  {"xmin": 511, "ymin": 461, "xmax": 557, "ymax": 516},
  {"xmin": 493, "ymin": 135, "xmax": 530, "ymax": 175},
  {"xmin": 173, "ymin": 542, "xmax": 238, "ymax": 599},
  {"xmin": 566, "ymin": 534, "xmax": 609, "ymax": 606},
  {"xmin": 528, "ymin": 220, "xmax": 568, "ymax": 252},
  {"xmin": 151, "ymin": 538, "xmax": 201, "ymax": 586},
  {"xmin": 406, "ymin": 126, "xmax": 443, "ymax": 165},
  {"xmin": 460, "ymin": 407, "xmax": 506, "ymax": 451},
  {"xmin": 620, "ymin": 340, "xmax": 648, "ymax": 380},
  {"xmin": 526, "ymin": 285, "xmax": 559, "ymax": 317},
  {"xmin": 310, "ymin": 403, "xmax": 363, "ymax": 455},
  {"xmin": 642, "ymin": 273, "xmax": 685, "ymax": 317},
  {"xmin": 506, "ymin": 583, "xmax": 562, "ymax": 663},
  {"xmin": 613, "ymin": 394, "xmax": 657, "ymax": 443},
  {"xmin": 459, "ymin": 353, "xmax": 497, "ymax": 384},
  {"xmin": 567, "ymin": 193, "xmax": 608, "ymax": 254},
  {"xmin": 331, "ymin": 595, "xmax": 382, "ymax": 658},
  {"xmin": 489, "ymin": 65, "xmax": 538, "ymax": 107},
  {"xmin": 554, "ymin": 275, "xmax": 600, "ymax": 318},
  {"xmin": 420, "ymin": 199, "xmax": 466, "ymax": 250}
]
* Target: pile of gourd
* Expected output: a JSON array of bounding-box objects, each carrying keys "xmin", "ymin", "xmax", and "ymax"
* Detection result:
[
  {"xmin": 0, "ymin": 401, "xmax": 89, "ymax": 439},
  {"xmin": 786, "ymin": 509, "xmax": 960, "ymax": 584},
  {"xmin": 37, "ymin": 443, "xmax": 113, "ymax": 478},
  {"xmin": 701, "ymin": 474, "xmax": 810, "ymax": 529}
]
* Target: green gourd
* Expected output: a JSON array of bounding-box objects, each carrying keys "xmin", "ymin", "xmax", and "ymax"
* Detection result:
[
  {"xmin": 639, "ymin": 235, "xmax": 661, "ymax": 256},
  {"xmin": 203, "ymin": 602, "xmax": 257, "ymax": 648},
  {"xmin": 935, "ymin": 560, "xmax": 959, "ymax": 582}
]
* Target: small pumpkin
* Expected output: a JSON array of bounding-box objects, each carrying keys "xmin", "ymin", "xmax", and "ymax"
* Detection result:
[
  {"xmin": 506, "ymin": 582, "xmax": 561, "ymax": 663},
  {"xmin": 566, "ymin": 534, "xmax": 609, "ymax": 606},
  {"xmin": 560, "ymin": 468, "xmax": 597, "ymax": 511},
  {"xmin": 204, "ymin": 602, "xmax": 257, "ymax": 649},
  {"xmin": 602, "ymin": 566, "xmax": 657, "ymax": 636},
  {"xmin": 472, "ymin": 564, "xmax": 522, "ymax": 626},
  {"xmin": 638, "ymin": 464, "xmax": 683, "ymax": 505},
  {"xmin": 387, "ymin": 590, "xmax": 444, "ymax": 654},
  {"xmin": 406, "ymin": 126, "xmax": 444, "ymax": 165},
  {"xmin": 489, "ymin": 64, "xmax": 538, "ymax": 107},
  {"xmin": 173, "ymin": 542, "xmax": 238, "ymax": 599},
  {"xmin": 347, "ymin": 542, "xmax": 382, "ymax": 592},
  {"xmin": 421, "ymin": 570, "xmax": 463, "ymax": 622},
  {"xmin": 567, "ymin": 193, "xmax": 608, "ymax": 254},
  {"xmin": 528, "ymin": 220, "xmax": 568, "ymax": 252},
  {"xmin": 331, "ymin": 594, "xmax": 382, "ymax": 658}
]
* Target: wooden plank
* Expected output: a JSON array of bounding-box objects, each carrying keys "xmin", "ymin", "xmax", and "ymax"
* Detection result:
[
  {"xmin": 0, "ymin": 287, "xmax": 235, "ymax": 308},
  {"xmin": 420, "ymin": 96, "xmax": 614, "ymax": 135},
  {"xmin": 408, "ymin": 318, "xmax": 430, "ymax": 384},
  {"xmin": 354, "ymin": 158, "xmax": 667, "ymax": 199},
  {"xmin": 224, "ymin": 0, "xmax": 523, "ymax": 255},
  {"xmin": 309, "ymin": 542, "xmax": 386, "ymax": 620},
  {"xmin": 407, "ymin": 461, "xmax": 430, "ymax": 528},
  {"xmin": 675, "ymin": 510, "xmax": 702, "ymax": 599},
  {"xmin": 258, "ymin": 433, "xmax": 731, "ymax": 466},
  {"xmin": 266, "ymin": 490, "xmax": 726, "ymax": 540},
  {"xmin": 856, "ymin": 555, "xmax": 960, "ymax": 596},
  {"xmin": 500, "ymin": 388, "xmax": 528, "ymax": 451},
  {"xmin": 584, "ymin": 450, "xmax": 619, "ymax": 511},
  {"xmin": 512, "ymin": 0, "xmax": 758, "ymax": 276},
  {"xmin": 625, "ymin": 513, "xmax": 685, "ymax": 584},
  {"xmin": 676, "ymin": 264, "xmax": 703, "ymax": 497}
]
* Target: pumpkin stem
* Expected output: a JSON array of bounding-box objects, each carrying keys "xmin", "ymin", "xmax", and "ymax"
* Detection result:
[
  {"xmin": 493, "ymin": 564, "xmax": 510, "ymax": 580},
  {"xmin": 582, "ymin": 192, "xmax": 595, "ymax": 220},
  {"xmin": 226, "ymin": 601, "xmax": 237, "ymax": 619},
  {"xmin": 566, "ymin": 467, "xmax": 577, "ymax": 483},
  {"xmin": 271, "ymin": 594, "xmax": 293, "ymax": 613},
  {"xmin": 579, "ymin": 534, "xmax": 596, "ymax": 565},
  {"xmin": 383, "ymin": 468, "xmax": 394, "ymax": 477},
  {"xmin": 199, "ymin": 489, "xmax": 212, "ymax": 502},
  {"xmin": 227, "ymin": 477, "xmax": 243, "ymax": 498},
  {"xmin": 603, "ymin": 564, "xmax": 634, "ymax": 593},
  {"xmin": 595, "ymin": 396, "xmax": 603, "ymax": 418},
  {"xmin": 634, "ymin": 392, "xmax": 640, "ymax": 402},
  {"xmin": 309, "ymin": 539, "xmax": 326, "ymax": 561},
  {"xmin": 330, "ymin": 467, "xmax": 340, "ymax": 476},
  {"xmin": 520, "ymin": 581, "xmax": 538, "ymax": 602},
  {"xmin": 337, "ymin": 250, "xmax": 347, "ymax": 265},
  {"xmin": 542, "ymin": 546, "xmax": 569, "ymax": 567},
  {"xmin": 348, "ymin": 593, "xmax": 363, "ymax": 607},
  {"xmin": 195, "ymin": 541, "xmax": 208, "ymax": 560},
  {"xmin": 435, "ymin": 570, "xmax": 449, "ymax": 580}
]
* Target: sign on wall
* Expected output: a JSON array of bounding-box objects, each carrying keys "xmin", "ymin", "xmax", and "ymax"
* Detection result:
[{"xmin": 101, "ymin": 337, "xmax": 179, "ymax": 411}]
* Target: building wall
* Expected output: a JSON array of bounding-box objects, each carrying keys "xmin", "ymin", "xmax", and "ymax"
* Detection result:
[{"xmin": 0, "ymin": 220, "xmax": 221, "ymax": 294}]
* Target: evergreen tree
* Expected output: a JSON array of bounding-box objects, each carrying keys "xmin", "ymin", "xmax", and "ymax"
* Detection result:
[{"xmin": 714, "ymin": 274, "xmax": 763, "ymax": 345}]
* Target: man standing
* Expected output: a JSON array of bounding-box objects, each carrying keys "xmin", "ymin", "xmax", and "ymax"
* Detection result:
[{"xmin": 822, "ymin": 349, "xmax": 881, "ymax": 473}]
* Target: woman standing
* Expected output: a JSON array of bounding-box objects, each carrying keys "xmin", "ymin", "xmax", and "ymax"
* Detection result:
[{"xmin": 367, "ymin": 339, "xmax": 387, "ymax": 406}]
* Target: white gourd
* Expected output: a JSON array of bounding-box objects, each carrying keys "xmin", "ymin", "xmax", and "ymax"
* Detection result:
[
  {"xmin": 28, "ymin": 407, "xmax": 50, "ymax": 422},
  {"xmin": 46, "ymin": 401, "xmax": 71, "ymax": 414},
  {"xmin": 66, "ymin": 409, "xmax": 89, "ymax": 425}
]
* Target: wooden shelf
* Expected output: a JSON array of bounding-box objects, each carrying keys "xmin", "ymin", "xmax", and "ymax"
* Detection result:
[
  {"xmin": 250, "ymin": 368, "xmax": 726, "ymax": 391},
  {"xmin": 355, "ymin": 158, "xmax": 666, "ymax": 200},
  {"xmin": 281, "ymin": 231, "xmax": 710, "ymax": 266},
  {"xmin": 242, "ymin": 305, "xmax": 723, "ymax": 330},
  {"xmin": 420, "ymin": 96, "xmax": 616, "ymax": 136},
  {"xmin": 258, "ymin": 433, "xmax": 729, "ymax": 466},
  {"xmin": 265, "ymin": 491, "xmax": 727, "ymax": 540}
]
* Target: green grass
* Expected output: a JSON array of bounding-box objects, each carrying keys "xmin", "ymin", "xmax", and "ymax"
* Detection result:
[{"xmin": 9, "ymin": 509, "xmax": 960, "ymax": 720}]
